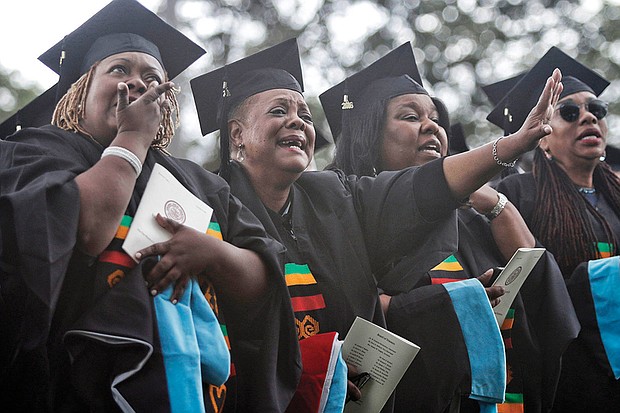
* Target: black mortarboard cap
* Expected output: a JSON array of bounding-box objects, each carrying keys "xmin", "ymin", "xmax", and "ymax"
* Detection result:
[
  {"xmin": 190, "ymin": 38, "xmax": 304, "ymax": 137},
  {"xmin": 487, "ymin": 46, "xmax": 609, "ymax": 135},
  {"xmin": 314, "ymin": 127, "xmax": 331, "ymax": 152},
  {"xmin": 481, "ymin": 73, "xmax": 524, "ymax": 106},
  {"xmin": 448, "ymin": 122, "xmax": 469, "ymax": 155},
  {"xmin": 38, "ymin": 0, "xmax": 205, "ymax": 102},
  {"xmin": 190, "ymin": 39, "xmax": 304, "ymax": 171},
  {"xmin": 0, "ymin": 85, "xmax": 57, "ymax": 140},
  {"xmin": 319, "ymin": 42, "xmax": 425, "ymax": 140}
]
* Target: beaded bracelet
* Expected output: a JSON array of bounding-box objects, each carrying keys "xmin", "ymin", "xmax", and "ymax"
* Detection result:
[
  {"xmin": 101, "ymin": 146, "xmax": 142, "ymax": 176},
  {"xmin": 492, "ymin": 136, "xmax": 517, "ymax": 168}
]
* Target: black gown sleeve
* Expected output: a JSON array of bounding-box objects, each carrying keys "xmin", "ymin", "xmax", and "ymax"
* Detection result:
[
  {"xmin": 0, "ymin": 127, "xmax": 99, "ymax": 351},
  {"xmin": 220, "ymin": 192, "xmax": 302, "ymax": 413},
  {"xmin": 156, "ymin": 157, "xmax": 302, "ymax": 413},
  {"xmin": 343, "ymin": 158, "xmax": 461, "ymax": 292},
  {"xmin": 387, "ymin": 284, "xmax": 471, "ymax": 412}
]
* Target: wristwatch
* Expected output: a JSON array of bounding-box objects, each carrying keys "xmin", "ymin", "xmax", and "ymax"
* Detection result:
[{"xmin": 485, "ymin": 193, "xmax": 508, "ymax": 220}]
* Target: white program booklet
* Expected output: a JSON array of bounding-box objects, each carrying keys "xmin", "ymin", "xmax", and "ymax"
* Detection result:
[
  {"xmin": 492, "ymin": 247, "xmax": 546, "ymax": 326},
  {"xmin": 342, "ymin": 317, "xmax": 420, "ymax": 413},
  {"xmin": 122, "ymin": 163, "xmax": 214, "ymax": 262}
]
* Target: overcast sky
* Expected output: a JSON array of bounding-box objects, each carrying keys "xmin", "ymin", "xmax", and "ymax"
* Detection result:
[
  {"xmin": 4, "ymin": 0, "xmax": 617, "ymax": 93},
  {"xmin": 1, "ymin": 0, "xmax": 159, "ymax": 91}
]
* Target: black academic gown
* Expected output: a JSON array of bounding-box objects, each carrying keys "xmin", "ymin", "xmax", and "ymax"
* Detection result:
[
  {"xmin": 420, "ymin": 208, "xmax": 579, "ymax": 413},
  {"xmin": 0, "ymin": 125, "xmax": 300, "ymax": 413},
  {"xmin": 224, "ymin": 160, "xmax": 467, "ymax": 413},
  {"xmin": 498, "ymin": 172, "xmax": 620, "ymax": 413}
]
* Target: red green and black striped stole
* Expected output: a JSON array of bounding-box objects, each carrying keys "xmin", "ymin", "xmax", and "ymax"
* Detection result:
[
  {"xmin": 498, "ymin": 393, "xmax": 524, "ymax": 413},
  {"xmin": 200, "ymin": 221, "xmax": 229, "ymax": 413},
  {"xmin": 98, "ymin": 216, "xmax": 230, "ymax": 412},
  {"xmin": 284, "ymin": 263, "xmax": 327, "ymax": 340},
  {"xmin": 595, "ymin": 241, "xmax": 614, "ymax": 259},
  {"xmin": 199, "ymin": 278, "xmax": 228, "ymax": 413},
  {"xmin": 429, "ymin": 254, "xmax": 525, "ymax": 412},
  {"xmin": 99, "ymin": 215, "xmax": 136, "ymax": 288},
  {"xmin": 497, "ymin": 308, "xmax": 524, "ymax": 413},
  {"xmin": 429, "ymin": 254, "xmax": 467, "ymax": 284}
]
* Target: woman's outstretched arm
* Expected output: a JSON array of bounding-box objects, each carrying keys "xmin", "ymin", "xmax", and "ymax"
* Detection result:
[{"xmin": 443, "ymin": 69, "xmax": 563, "ymax": 200}]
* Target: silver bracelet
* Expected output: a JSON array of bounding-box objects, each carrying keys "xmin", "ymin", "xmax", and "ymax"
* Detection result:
[
  {"xmin": 485, "ymin": 192, "xmax": 508, "ymax": 220},
  {"xmin": 492, "ymin": 136, "xmax": 517, "ymax": 168},
  {"xmin": 101, "ymin": 146, "xmax": 142, "ymax": 176}
]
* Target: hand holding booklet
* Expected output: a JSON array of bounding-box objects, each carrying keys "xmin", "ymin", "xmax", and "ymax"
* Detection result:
[
  {"xmin": 342, "ymin": 317, "xmax": 420, "ymax": 413},
  {"xmin": 492, "ymin": 247, "xmax": 546, "ymax": 326},
  {"xmin": 122, "ymin": 163, "xmax": 214, "ymax": 261}
]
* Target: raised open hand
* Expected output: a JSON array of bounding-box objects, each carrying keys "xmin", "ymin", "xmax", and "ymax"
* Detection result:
[{"xmin": 516, "ymin": 68, "xmax": 563, "ymax": 152}]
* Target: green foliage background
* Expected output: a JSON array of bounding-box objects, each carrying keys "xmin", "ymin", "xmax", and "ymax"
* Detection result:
[{"xmin": 3, "ymin": 0, "xmax": 619, "ymax": 170}]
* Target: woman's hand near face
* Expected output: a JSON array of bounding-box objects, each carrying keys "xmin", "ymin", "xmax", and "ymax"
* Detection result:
[{"xmin": 115, "ymin": 80, "xmax": 175, "ymax": 151}]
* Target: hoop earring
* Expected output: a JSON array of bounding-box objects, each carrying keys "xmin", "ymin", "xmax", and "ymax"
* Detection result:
[{"xmin": 236, "ymin": 143, "xmax": 245, "ymax": 162}]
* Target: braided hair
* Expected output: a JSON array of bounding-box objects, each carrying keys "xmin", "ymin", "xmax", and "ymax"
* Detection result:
[
  {"xmin": 531, "ymin": 147, "xmax": 620, "ymax": 275},
  {"xmin": 52, "ymin": 61, "xmax": 179, "ymax": 150}
]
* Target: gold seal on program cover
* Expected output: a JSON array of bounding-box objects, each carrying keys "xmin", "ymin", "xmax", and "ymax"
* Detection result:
[
  {"xmin": 505, "ymin": 266, "xmax": 522, "ymax": 286},
  {"xmin": 164, "ymin": 200, "xmax": 186, "ymax": 224}
]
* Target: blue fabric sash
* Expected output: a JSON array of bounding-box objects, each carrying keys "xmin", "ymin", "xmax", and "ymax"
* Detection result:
[
  {"xmin": 443, "ymin": 278, "xmax": 505, "ymax": 411},
  {"xmin": 323, "ymin": 346, "xmax": 347, "ymax": 413},
  {"xmin": 154, "ymin": 279, "xmax": 230, "ymax": 413},
  {"xmin": 588, "ymin": 256, "xmax": 620, "ymax": 379}
]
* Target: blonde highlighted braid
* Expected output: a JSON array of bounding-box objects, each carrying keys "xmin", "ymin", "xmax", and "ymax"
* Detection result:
[{"xmin": 52, "ymin": 61, "xmax": 180, "ymax": 150}]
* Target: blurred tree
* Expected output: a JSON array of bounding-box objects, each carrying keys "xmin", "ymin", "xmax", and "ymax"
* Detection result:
[
  {"xmin": 0, "ymin": 64, "xmax": 43, "ymax": 125},
  {"xmin": 5, "ymin": 0, "xmax": 619, "ymax": 169},
  {"xmin": 158, "ymin": 0, "xmax": 620, "ymax": 170}
]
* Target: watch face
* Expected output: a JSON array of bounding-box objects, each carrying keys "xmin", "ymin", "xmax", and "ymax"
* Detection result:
[{"xmin": 487, "ymin": 193, "xmax": 507, "ymax": 220}]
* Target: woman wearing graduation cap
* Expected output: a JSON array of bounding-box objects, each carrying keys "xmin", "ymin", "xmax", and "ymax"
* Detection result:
[
  {"xmin": 0, "ymin": 0, "xmax": 301, "ymax": 411},
  {"xmin": 493, "ymin": 47, "xmax": 620, "ymax": 412},
  {"xmin": 191, "ymin": 39, "xmax": 562, "ymax": 411},
  {"xmin": 324, "ymin": 42, "xmax": 579, "ymax": 413}
]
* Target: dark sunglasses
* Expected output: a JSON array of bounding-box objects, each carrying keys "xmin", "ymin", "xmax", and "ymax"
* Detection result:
[{"xmin": 556, "ymin": 99, "xmax": 608, "ymax": 122}]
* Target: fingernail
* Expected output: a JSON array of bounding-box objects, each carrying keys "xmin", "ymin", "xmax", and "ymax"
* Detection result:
[
  {"xmin": 172, "ymin": 299, "xmax": 178, "ymax": 305},
  {"xmin": 135, "ymin": 252, "xmax": 142, "ymax": 259},
  {"xmin": 150, "ymin": 289, "xmax": 158, "ymax": 296}
]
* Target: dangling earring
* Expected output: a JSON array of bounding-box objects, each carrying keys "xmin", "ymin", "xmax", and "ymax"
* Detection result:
[
  {"xmin": 236, "ymin": 143, "xmax": 245, "ymax": 162},
  {"xmin": 544, "ymin": 149, "xmax": 553, "ymax": 161},
  {"xmin": 600, "ymin": 151, "xmax": 606, "ymax": 162}
]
